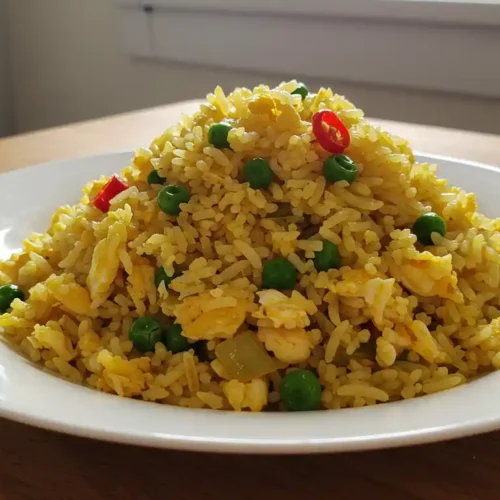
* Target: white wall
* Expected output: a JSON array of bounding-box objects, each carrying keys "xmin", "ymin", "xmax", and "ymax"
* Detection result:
[
  {"xmin": 5, "ymin": 0, "xmax": 500, "ymax": 135},
  {"xmin": 0, "ymin": 0, "xmax": 12, "ymax": 136}
]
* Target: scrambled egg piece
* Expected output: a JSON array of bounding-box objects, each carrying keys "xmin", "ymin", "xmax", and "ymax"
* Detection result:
[
  {"xmin": 335, "ymin": 271, "xmax": 395, "ymax": 327},
  {"xmin": 247, "ymin": 94, "xmax": 302, "ymax": 132},
  {"xmin": 222, "ymin": 378, "xmax": 268, "ymax": 412},
  {"xmin": 17, "ymin": 252, "xmax": 54, "ymax": 288},
  {"xmin": 274, "ymin": 100, "xmax": 302, "ymax": 132},
  {"xmin": 78, "ymin": 330, "xmax": 103, "ymax": 356},
  {"xmin": 252, "ymin": 290, "xmax": 316, "ymax": 363},
  {"xmin": 390, "ymin": 252, "xmax": 462, "ymax": 302},
  {"xmin": 46, "ymin": 274, "xmax": 93, "ymax": 316},
  {"xmin": 87, "ymin": 219, "xmax": 128, "ymax": 305},
  {"xmin": 393, "ymin": 321, "xmax": 447, "ymax": 363},
  {"xmin": 97, "ymin": 349, "xmax": 151, "ymax": 398},
  {"xmin": 175, "ymin": 289, "xmax": 248, "ymax": 340},
  {"xmin": 364, "ymin": 277, "xmax": 395, "ymax": 328},
  {"xmin": 31, "ymin": 322, "xmax": 76, "ymax": 361},
  {"xmin": 257, "ymin": 326, "xmax": 312, "ymax": 364},
  {"xmin": 248, "ymin": 95, "xmax": 276, "ymax": 115},
  {"xmin": 335, "ymin": 269, "xmax": 373, "ymax": 297},
  {"xmin": 474, "ymin": 316, "xmax": 500, "ymax": 352},
  {"xmin": 253, "ymin": 290, "xmax": 317, "ymax": 329}
]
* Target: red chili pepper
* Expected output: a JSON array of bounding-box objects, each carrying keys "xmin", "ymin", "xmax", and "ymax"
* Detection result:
[
  {"xmin": 92, "ymin": 175, "xmax": 129, "ymax": 212},
  {"xmin": 311, "ymin": 110, "xmax": 350, "ymax": 154}
]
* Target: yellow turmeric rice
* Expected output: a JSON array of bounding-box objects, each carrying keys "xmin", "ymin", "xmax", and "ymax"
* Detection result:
[{"xmin": 2, "ymin": 81, "xmax": 500, "ymax": 412}]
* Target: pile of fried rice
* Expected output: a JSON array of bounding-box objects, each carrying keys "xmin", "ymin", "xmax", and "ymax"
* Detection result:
[{"xmin": 2, "ymin": 81, "xmax": 500, "ymax": 412}]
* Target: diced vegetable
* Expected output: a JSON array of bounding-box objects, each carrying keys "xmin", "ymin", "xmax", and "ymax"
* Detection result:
[
  {"xmin": 311, "ymin": 110, "xmax": 350, "ymax": 154},
  {"xmin": 147, "ymin": 169, "xmax": 166, "ymax": 185},
  {"xmin": 129, "ymin": 316, "xmax": 164, "ymax": 352},
  {"xmin": 208, "ymin": 123, "xmax": 232, "ymax": 149},
  {"xmin": 164, "ymin": 324, "xmax": 191, "ymax": 354},
  {"xmin": 262, "ymin": 258, "xmax": 297, "ymax": 290},
  {"xmin": 280, "ymin": 369, "xmax": 322, "ymax": 411},
  {"xmin": 93, "ymin": 175, "xmax": 129, "ymax": 212},
  {"xmin": 314, "ymin": 240, "xmax": 341, "ymax": 271},
  {"xmin": 157, "ymin": 185, "xmax": 190, "ymax": 215},
  {"xmin": 291, "ymin": 82, "xmax": 309, "ymax": 100},
  {"xmin": 243, "ymin": 158, "xmax": 274, "ymax": 189},
  {"xmin": 0, "ymin": 284, "xmax": 24, "ymax": 313},
  {"xmin": 215, "ymin": 330, "xmax": 276, "ymax": 382},
  {"xmin": 323, "ymin": 154, "xmax": 359, "ymax": 184},
  {"xmin": 412, "ymin": 213, "xmax": 446, "ymax": 246}
]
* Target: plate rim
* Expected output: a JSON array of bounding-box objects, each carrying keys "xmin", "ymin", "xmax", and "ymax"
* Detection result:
[{"xmin": 1, "ymin": 150, "xmax": 499, "ymax": 454}]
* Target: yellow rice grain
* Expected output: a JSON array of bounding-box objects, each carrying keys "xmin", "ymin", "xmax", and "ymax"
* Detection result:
[
  {"xmin": 197, "ymin": 391, "xmax": 224, "ymax": 410},
  {"xmin": 233, "ymin": 240, "xmax": 262, "ymax": 269},
  {"xmin": 336, "ymin": 384, "xmax": 389, "ymax": 402}
]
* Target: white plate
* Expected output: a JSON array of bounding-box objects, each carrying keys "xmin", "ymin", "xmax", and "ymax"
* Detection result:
[{"xmin": 1, "ymin": 151, "xmax": 500, "ymax": 454}]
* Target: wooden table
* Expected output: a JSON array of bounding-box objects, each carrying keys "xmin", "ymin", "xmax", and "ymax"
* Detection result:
[{"xmin": 1, "ymin": 101, "xmax": 500, "ymax": 500}]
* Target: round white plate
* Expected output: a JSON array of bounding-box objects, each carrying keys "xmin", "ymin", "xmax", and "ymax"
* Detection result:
[{"xmin": 1, "ymin": 151, "xmax": 500, "ymax": 454}]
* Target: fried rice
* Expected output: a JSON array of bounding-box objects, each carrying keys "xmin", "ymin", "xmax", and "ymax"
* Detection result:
[{"xmin": 1, "ymin": 81, "xmax": 500, "ymax": 412}]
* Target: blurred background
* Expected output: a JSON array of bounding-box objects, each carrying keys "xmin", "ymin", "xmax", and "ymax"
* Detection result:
[{"xmin": 1, "ymin": 0, "xmax": 500, "ymax": 138}]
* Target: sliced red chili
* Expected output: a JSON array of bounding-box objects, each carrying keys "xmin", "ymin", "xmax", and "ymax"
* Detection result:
[
  {"xmin": 311, "ymin": 110, "xmax": 350, "ymax": 154},
  {"xmin": 93, "ymin": 175, "xmax": 129, "ymax": 212}
]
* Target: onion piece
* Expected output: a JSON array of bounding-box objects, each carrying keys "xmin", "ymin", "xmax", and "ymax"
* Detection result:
[{"xmin": 215, "ymin": 330, "xmax": 276, "ymax": 382}]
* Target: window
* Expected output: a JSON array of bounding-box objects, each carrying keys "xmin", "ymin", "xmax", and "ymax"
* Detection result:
[{"xmin": 116, "ymin": 0, "xmax": 500, "ymax": 98}]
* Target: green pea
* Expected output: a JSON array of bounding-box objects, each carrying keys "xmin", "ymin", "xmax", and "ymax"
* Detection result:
[
  {"xmin": 129, "ymin": 316, "xmax": 164, "ymax": 353},
  {"xmin": 154, "ymin": 267, "xmax": 181, "ymax": 290},
  {"xmin": 314, "ymin": 240, "xmax": 341, "ymax": 272},
  {"xmin": 280, "ymin": 369, "xmax": 322, "ymax": 411},
  {"xmin": 291, "ymin": 82, "xmax": 309, "ymax": 100},
  {"xmin": 164, "ymin": 324, "xmax": 191, "ymax": 354},
  {"xmin": 243, "ymin": 158, "xmax": 274, "ymax": 189},
  {"xmin": 208, "ymin": 123, "xmax": 232, "ymax": 149},
  {"xmin": 158, "ymin": 185, "xmax": 190, "ymax": 215},
  {"xmin": 262, "ymin": 258, "xmax": 297, "ymax": 290},
  {"xmin": 412, "ymin": 212, "xmax": 446, "ymax": 246},
  {"xmin": 0, "ymin": 285, "xmax": 24, "ymax": 314},
  {"xmin": 324, "ymin": 154, "xmax": 359, "ymax": 184},
  {"xmin": 147, "ymin": 169, "xmax": 166, "ymax": 185}
]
